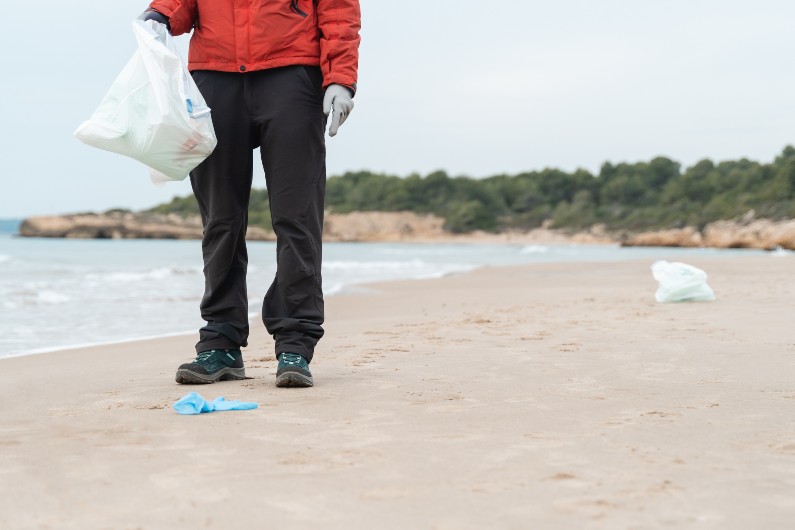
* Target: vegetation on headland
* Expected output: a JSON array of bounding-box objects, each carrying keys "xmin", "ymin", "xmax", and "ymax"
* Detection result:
[{"xmin": 147, "ymin": 147, "xmax": 795, "ymax": 233}]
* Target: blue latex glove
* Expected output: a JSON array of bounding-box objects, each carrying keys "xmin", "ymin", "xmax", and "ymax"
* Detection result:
[{"xmin": 173, "ymin": 392, "xmax": 258, "ymax": 415}]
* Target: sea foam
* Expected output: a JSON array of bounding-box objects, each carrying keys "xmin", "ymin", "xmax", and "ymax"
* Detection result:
[
  {"xmin": 36, "ymin": 291, "xmax": 71, "ymax": 304},
  {"xmin": 85, "ymin": 266, "xmax": 202, "ymax": 283},
  {"xmin": 520, "ymin": 245, "xmax": 549, "ymax": 254}
]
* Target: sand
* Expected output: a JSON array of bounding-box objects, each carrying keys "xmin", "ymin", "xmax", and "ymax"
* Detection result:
[{"xmin": 1, "ymin": 256, "xmax": 794, "ymax": 529}]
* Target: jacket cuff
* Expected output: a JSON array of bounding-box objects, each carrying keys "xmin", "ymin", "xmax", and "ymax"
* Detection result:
[
  {"xmin": 343, "ymin": 83, "xmax": 357, "ymax": 98},
  {"xmin": 142, "ymin": 9, "xmax": 170, "ymax": 30},
  {"xmin": 148, "ymin": 2, "xmax": 191, "ymax": 35},
  {"xmin": 325, "ymin": 80, "xmax": 357, "ymax": 98}
]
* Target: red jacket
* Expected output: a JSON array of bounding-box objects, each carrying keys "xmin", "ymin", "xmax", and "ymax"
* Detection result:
[{"xmin": 148, "ymin": 0, "xmax": 360, "ymax": 93}]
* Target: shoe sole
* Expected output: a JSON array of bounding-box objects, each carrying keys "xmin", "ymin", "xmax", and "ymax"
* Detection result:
[
  {"xmin": 275, "ymin": 371, "xmax": 313, "ymax": 388},
  {"xmin": 175, "ymin": 367, "xmax": 246, "ymax": 385}
]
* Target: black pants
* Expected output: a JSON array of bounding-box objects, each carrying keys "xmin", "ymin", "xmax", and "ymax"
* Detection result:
[{"xmin": 189, "ymin": 66, "xmax": 326, "ymax": 362}]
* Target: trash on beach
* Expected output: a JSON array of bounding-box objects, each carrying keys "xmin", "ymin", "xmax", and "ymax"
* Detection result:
[
  {"xmin": 651, "ymin": 260, "xmax": 716, "ymax": 303},
  {"xmin": 74, "ymin": 19, "xmax": 217, "ymax": 185},
  {"xmin": 173, "ymin": 392, "xmax": 258, "ymax": 415}
]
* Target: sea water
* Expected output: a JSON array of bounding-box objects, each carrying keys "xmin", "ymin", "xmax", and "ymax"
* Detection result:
[{"xmin": 0, "ymin": 222, "xmax": 769, "ymax": 358}]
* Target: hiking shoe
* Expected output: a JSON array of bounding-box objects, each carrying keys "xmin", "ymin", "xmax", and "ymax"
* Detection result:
[
  {"xmin": 175, "ymin": 349, "xmax": 246, "ymax": 384},
  {"xmin": 275, "ymin": 352, "xmax": 313, "ymax": 388}
]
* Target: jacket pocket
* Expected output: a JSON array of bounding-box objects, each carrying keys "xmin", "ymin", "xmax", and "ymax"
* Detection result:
[
  {"xmin": 290, "ymin": 0, "xmax": 308, "ymax": 17},
  {"xmin": 299, "ymin": 65, "xmax": 323, "ymax": 89}
]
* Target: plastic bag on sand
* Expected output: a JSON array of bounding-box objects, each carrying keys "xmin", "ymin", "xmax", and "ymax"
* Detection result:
[
  {"xmin": 651, "ymin": 260, "xmax": 716, "ymax": 303},
  {"xmin": 74, "ymin": 20, "xmax": 217, "ymax": 185}
]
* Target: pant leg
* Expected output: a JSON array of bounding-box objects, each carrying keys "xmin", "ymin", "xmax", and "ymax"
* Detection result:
[
  {"xmin": 189, "ymin": 71, "xmax": 255, "ymax": 353},
  {"xmin": 248, "ymin": 66, "xmax": 327, "ymax": 362}
]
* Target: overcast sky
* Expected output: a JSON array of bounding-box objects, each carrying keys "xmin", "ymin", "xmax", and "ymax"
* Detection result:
[{"xmin": 2, "ymin": 0, "xmax": 794, "ymax": 218}]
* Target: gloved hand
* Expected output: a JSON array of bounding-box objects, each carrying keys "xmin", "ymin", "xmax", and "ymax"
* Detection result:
[
  {"xmin": 323, "ymin": 84, "xmax": 354, "ymax": 137},
  {"xmin": 137, "ymin": 8, "xmax": 171, "ymax": 31}
]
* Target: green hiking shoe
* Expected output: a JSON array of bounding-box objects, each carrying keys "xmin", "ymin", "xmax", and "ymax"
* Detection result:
[
  {"xmin": 175, "ymin": 349, "xmax": 246, "ymax": 384},
  {"xmin": 275, "ymin": 352, "xmax": 313, "ymax": 388}
]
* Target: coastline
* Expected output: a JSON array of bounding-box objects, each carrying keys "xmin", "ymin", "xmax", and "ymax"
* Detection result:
[
  {"xmin": 15, "ymin": 210, "xmax": 795, "ymax": 249},
  {"xmin": 2, "ymin": 244, "xmax": 771, "ymax": 359},
  {"xmin": 0, "ymin": 329, "xmax": 199, "ymax": 360},
  {"xmin": 1, "ymin": 255, "xmax": 794, "ymax": 528}
]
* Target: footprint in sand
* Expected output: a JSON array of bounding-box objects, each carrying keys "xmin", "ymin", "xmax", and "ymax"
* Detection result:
[
  {"xmin": 641, "ymin": 411, "xmax": 682, "ymax": 418},
  {"xmin": 546, "ymin": 472, "xmax": 577, "ymax": 481}
]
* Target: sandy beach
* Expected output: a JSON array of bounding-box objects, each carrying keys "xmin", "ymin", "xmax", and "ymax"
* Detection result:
[{"xmin": 1, "ymin": 255, "xmax": 794, "ymax": 529}]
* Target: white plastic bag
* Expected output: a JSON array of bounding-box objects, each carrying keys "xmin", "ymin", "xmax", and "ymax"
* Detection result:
[
  {"xmin": 74, "ymin": 20, "xmax": 216, "ymax": 184},
  {"xmin": 651, "ymin": 260, "xmax": 716, "ymax": 303}
]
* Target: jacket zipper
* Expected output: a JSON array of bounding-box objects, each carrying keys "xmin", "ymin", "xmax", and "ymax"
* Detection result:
[{"xmin": 290, "ymin": 0, "xmax": 308, "ymax": 17}]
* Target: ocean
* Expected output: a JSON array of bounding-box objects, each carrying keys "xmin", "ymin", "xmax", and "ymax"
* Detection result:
[{"xmin": 0, "ymin": 220, "xmax": 776, "ymax": 358}]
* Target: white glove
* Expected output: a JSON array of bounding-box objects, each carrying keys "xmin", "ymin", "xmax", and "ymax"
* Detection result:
[{"xmin": 323, "ymin": 84, "xmax": 354, "ymax": 137}]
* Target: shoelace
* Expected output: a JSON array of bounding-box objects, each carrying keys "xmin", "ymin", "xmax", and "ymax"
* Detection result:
[
  {"xmin": 281, "ymin": 353, "xmax": 303, "ymax": 365},
  {"xmin": 194, "ymin": 350, "xmax": 215, "ymax": 363}
]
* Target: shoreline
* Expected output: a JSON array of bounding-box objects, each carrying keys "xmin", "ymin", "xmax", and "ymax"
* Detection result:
[
  {"xmin": 1, "ymin": 328, "xmax": 199, "ymax": 361},
  {"xmin": 3, "ymin": 248, "xmax": 774, "ymax": 360},
  {"xmin": 2, "ymin": 266, "xmax": 477, "ymax": 361}
]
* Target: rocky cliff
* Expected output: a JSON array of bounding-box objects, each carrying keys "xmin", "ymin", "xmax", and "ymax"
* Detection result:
[
  {"xmin": 18, "ymin": 210, "xmax": 448, "ymax": 242},
  {"xmin": 19, "ymin": 211, "xmax": 206, "ymax": 240},
  {"xmin": 19, "ymin": 209, "xmax": 795, "ymax": 249},
  {"xmin": 621, "ymin": 212, "xmax": 795, "ymax": 250}
]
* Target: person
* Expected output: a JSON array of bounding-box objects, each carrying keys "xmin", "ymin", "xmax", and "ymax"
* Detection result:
[{"xmin": 139, "ymin": 0, "xmax": 361, "ymax": 388}]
